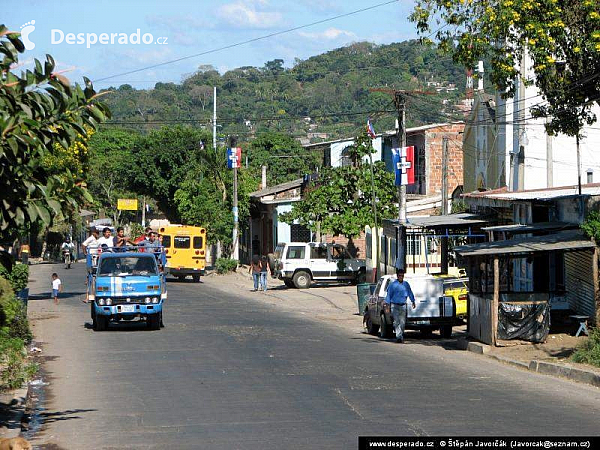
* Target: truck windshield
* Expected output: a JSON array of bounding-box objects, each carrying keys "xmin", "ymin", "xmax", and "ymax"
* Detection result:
[{"xmin": 98, "ymin": 257, "xmax": 158, "ymax": 276}]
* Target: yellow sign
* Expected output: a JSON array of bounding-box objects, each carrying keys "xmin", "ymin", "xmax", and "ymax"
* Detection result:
[{"xmin": 117, "ymin": 199, "xmax": 138, "ymax": 211}]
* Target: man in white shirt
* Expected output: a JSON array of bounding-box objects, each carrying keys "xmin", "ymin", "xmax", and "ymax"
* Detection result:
[
  {"xmin": 97, "ymin": 227, "xmax": 115, "ymax": 249},
  {"xmin": 82, "ymin": 228, "xmax": 99, "ymax": 255}
]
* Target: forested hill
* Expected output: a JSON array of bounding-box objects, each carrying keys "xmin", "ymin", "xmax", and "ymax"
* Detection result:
[{"xmin": 101, "ymin": 40, "xmax": 467, "ymax": 141}]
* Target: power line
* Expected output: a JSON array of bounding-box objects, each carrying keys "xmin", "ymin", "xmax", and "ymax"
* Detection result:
[{"xmin": 93, "ymin": 0, "xmax": 400, "ymax": 83}]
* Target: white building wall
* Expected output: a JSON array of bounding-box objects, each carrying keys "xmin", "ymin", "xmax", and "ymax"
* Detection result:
[
  {"xmin": 330, "ymin": 137, "xmax": 382, "ymax": 168},
  {"xmin": 273, "ymin": 204, "xmax": 293, "ymax": 244},
  {"xmin": 497, "ymin": 59, "xmax": 600, "ymax": 190}
]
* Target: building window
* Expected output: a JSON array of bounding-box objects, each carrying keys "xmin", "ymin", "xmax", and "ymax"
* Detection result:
[
  {"xmin": 587, "ymin": 169, "xmax": 594, "ymax": 184},
  {"xmin": 407, "ymin": 234, "xmax": 421, "ymax": 256},
  {"xmin": 341, "ymin": 146, "xmax": 353, "ymax": 167}
]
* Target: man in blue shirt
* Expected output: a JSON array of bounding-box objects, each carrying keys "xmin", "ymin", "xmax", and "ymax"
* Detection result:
[{"xmin": 385, "ymin": 268, "xmax": 416, "ymax": 343}]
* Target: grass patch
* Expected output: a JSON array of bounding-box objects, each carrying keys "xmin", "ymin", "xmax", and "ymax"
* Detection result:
[{"xmin": 571, "ymin": 327, "xmax": 600, "ymax": 368}]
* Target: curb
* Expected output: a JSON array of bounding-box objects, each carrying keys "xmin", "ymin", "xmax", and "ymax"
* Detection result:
[
  {"xmin": 459, "ymin": 338, "xmax": 600, "ymax": 388},
  {"xmin": 0, "ymin": 386, "xmax": 28, "ymax": 438}
]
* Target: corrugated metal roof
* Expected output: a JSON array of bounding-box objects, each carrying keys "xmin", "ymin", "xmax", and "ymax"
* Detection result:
[
  {"xmin": 464, "ymin": 184, "xmax": 600, "ymax": 201},
  {"xmin": 249, "ymin": 178, "xmax": 303, "ymax": 198},
  {"xmin": 481, "ymin": 222, "xmax": 578, "ymax": 233},
  {"xmin": 402, "ymin": 213, "xmax": 489, "ymax": 228},
  {"xmin": 454, "ymin": 230, "xmax": 595, "ymax": 257}
]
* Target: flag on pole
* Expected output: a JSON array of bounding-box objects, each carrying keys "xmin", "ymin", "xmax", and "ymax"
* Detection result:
[
  {"xmin": 227, "ymin": 147, "xmax": 242, "ymax": 169},
  {"xmin": 367, "ymin": 118, "xmax": 376, "ymax": 139},
  {"xmin": 391, "ymin": 146, "xmax": 415, "ymax": 186}
]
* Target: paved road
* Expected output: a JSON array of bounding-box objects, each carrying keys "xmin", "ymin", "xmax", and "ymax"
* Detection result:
[{"xmin": 26, "ymin": 263, "xmax": 600, "ymax": 449}]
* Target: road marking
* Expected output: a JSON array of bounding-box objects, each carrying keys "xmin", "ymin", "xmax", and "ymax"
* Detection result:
[{"xmin": 333, "ymin": 388, "xmax": 364, "ymax": 420}]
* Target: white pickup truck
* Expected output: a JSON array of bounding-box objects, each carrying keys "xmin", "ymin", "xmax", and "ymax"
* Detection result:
[
  {"xmin": 363, "ymin": 274, "xmax": 455, "ymax": 338},
  {"xmin": 273, "ymin": 242, "xmax": 367, "ymax": 288}
]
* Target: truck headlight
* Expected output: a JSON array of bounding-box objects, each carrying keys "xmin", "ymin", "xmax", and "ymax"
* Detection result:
[
  {"xmin": 105, "ymin": 298, "xmax": 112, "ymax": 306},
  {"xmin": 98, "ymin": 298, "xmax": 105, "ymax": 306},
  {"xmin": 144, "ymin": 297, "xmax": 151, "ymax": 304},
  {"xmin": 152, "ymin": 297, "xmax": 159, "ymax": 304}
]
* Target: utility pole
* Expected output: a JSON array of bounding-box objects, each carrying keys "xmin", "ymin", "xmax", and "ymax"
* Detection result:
[
  {"xmin": 212, "ymin": 87, "xmax": 217, "ymax": 152},
  {"xmin": 230, "ymin": 137, "xmax": 239, "ymax": 261},
  {"xmin": 141, "ymin": 196, "xmax": 146, "ymax": 227},
  {"xmin": 441, "ymin": 136, "xmax": 449, "ymax": 215},
  {"xmin": 395, "ymin": 91, "xmax": 407, "ymax": 271}
]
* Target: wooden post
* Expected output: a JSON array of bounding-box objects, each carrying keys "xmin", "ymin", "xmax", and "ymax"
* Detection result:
[
  {"xmin": 492, "ymin": 257, "xmax": 500, "ymax": 346},
  {"xmin": 594, "ymin": 247, "xmax": 600, "ymax": 327}
]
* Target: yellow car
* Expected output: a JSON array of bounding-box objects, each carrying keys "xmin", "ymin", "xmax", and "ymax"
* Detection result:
[{"xmin": 434, "ymin": 274, "xmax": 469, "ymax": 321}]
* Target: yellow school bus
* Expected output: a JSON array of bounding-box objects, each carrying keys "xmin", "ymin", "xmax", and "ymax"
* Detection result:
[{"xmin": 159, "ymin": 225, "xmax": 207, "ymax": 282}]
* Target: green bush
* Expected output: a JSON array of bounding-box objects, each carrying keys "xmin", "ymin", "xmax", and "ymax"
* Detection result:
[
  {"xmin": 581, "ymin": 211, "xmax": 600, "ymax": 242},
  {"xmin": 216, "ymin": 258, "xmax": 238, "ymax": 274},
  {"xmin": 0, "ymin": 336, "xmax": 37, "ymax": 391},
  {"xmin": 0, "ymin": 276, "xmax": 36, "ymax": 391},
  {"xmin": 9, "ymin": 264, "xmax": 28, "ymax": 293},
  {"xmin": 0, "ymin": 263, "xmax": 29, "ymax": 293},
  {"xmin": 572, "ymin": 327, "xmax": 600, "ymax": 368},
  {"xmin": 0, "ymin": 276, "xmax": 32, "ymax": 343}
]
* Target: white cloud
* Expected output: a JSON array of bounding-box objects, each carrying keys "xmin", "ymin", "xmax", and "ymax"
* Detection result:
[
  {"xmin": 298, "ymin": 27, "xmax": 356, "ymax": 41},
  {"xmin": 217, "ymin": 1, "xmax": 283, "ymax": 29}
]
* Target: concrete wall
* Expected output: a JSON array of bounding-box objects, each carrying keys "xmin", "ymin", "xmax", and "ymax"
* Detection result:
[
  {"xmin": 273, "ymin": 204, "xmax": 292, "ymax": 246},
  {"xmin": 330, "ymin": 137, "xmax": 382, "ymax": 168},
  {"xmin": 495, "ymin": 62, "xmax": 600, "ymax": 190}
]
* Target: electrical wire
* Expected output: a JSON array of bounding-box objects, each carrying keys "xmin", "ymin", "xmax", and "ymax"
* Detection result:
[{"xmin": 93, "ymin": 0, "xmax": 400, "ymax": 83}]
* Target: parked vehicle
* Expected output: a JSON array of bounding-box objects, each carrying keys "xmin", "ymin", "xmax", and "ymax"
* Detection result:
[
  {"xmin": 86, "ymin": 247, "xmax": 167, "ymax": 331},
  {"xmin": 159, "ymin": 225, "xmax": 206, "ymax": 282},
  {"xmin": 363, "ymin": 274, "xmax": 455, "ymax": 338},
  {"xmin": 274, "ymin": 242, "xmax": 366, "ymax": 289},
  {"xmin": 439, "ymin": 277, "xmax": 468, "ymax": 321}
]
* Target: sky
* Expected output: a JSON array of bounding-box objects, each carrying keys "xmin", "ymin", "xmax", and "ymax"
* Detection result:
[{"xmin": 7, "ymin": 0, "xmax": 420, "ymax": 89}]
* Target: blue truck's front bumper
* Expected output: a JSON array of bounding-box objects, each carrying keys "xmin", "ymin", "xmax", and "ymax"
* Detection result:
[{"xmin": 94, "ymin": 302, "xmax": 163, "ymax": 316}]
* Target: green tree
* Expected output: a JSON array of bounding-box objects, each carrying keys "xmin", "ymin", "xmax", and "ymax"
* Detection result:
[
  {"xmin": 248, "ymin": 132, "xmax": 321, "ymax": 186},
  {"xmin": 0, "ymin": 24, "xmax": 110, "ymax": 239},
  {"xmin": 127, "ymin": 126, "xmax": 211, "ymax": 221},
  {"xmin": 280, "ymin": 131, "xmax": 397, "ymax": 237},
  {"xmin": 411, "ymin": 0, "xmax": 600, "ymax": 136},
  {"xmin": 87, "ymin": 128, "xmax": 141, "ymax": 224}
]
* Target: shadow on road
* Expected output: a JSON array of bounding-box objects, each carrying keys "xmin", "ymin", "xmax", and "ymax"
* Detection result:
[
  {"xmin": 83, "ymin": 321, "xmax": 152, "ymax": 332},
  {"xmin": 28, "ymin": 292, "xmax": 86, "ymax": 301},
  {"xmin": 351, "ymin": 330, "xmax": 467, "ymax": 351}
]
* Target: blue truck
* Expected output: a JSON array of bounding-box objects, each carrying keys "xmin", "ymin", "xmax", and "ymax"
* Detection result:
[{"xmin": 87, "ymin": 247, "xmax": 167, "ymax": 331}]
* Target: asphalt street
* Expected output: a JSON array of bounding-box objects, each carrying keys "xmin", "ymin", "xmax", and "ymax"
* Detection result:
[{"xmin": 26, "ymin": 263, "xmax": 600, "ymax": 449}]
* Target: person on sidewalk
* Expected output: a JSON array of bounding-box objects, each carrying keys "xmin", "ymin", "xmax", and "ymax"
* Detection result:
[
  {"xmin": 51, "ymin": 273, "xmax": 62, "ymax": 305},
  {"xmin": 249, "ymin": 255, "xmax": 262, "ymax": 291},
  {"xmin": 385, "ymin": 268, "xmax": 416, "ymax": 343},
  {"xmin": 260, "ymin": 255, "xmax": 270, "ymax": 292}
]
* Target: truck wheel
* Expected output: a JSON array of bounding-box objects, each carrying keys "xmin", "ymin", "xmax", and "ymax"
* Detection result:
[
  {"xmin": 192, "ymin": 274, "xmax": 201, "ymax": 283},
  {"xmin": 147, "ymin": 314, "xmax": 161, "ymax": 330},
  {"xmin": 176, "ymin": 275, "xmax": 185, "ymax": 282},
  {"xmin": 293, "ymin": 271, "xmax": 311, "ymax": 289},
  {"xmin": 440, "ymin": 325, "xmax": 453, "ymax": 338},
  {"xmin": 283, "ymin": 279, "xmax": 295, "ymax": 288},
  {"xmin": 94, "ymin": 315, "xmax": 107, "ymax": 331},
  {"xmin": 379, "ymin": 314, "xmax": 392, "ymax": 339},
  {"xmin": 365, "ymin": 312, "xmax": 379, "ymax": 335}
]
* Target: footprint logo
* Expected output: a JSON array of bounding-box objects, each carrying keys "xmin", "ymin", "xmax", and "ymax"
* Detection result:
[{"xmin": 20, "ymin": 20, "xmax": 36, "ymax": 50}]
